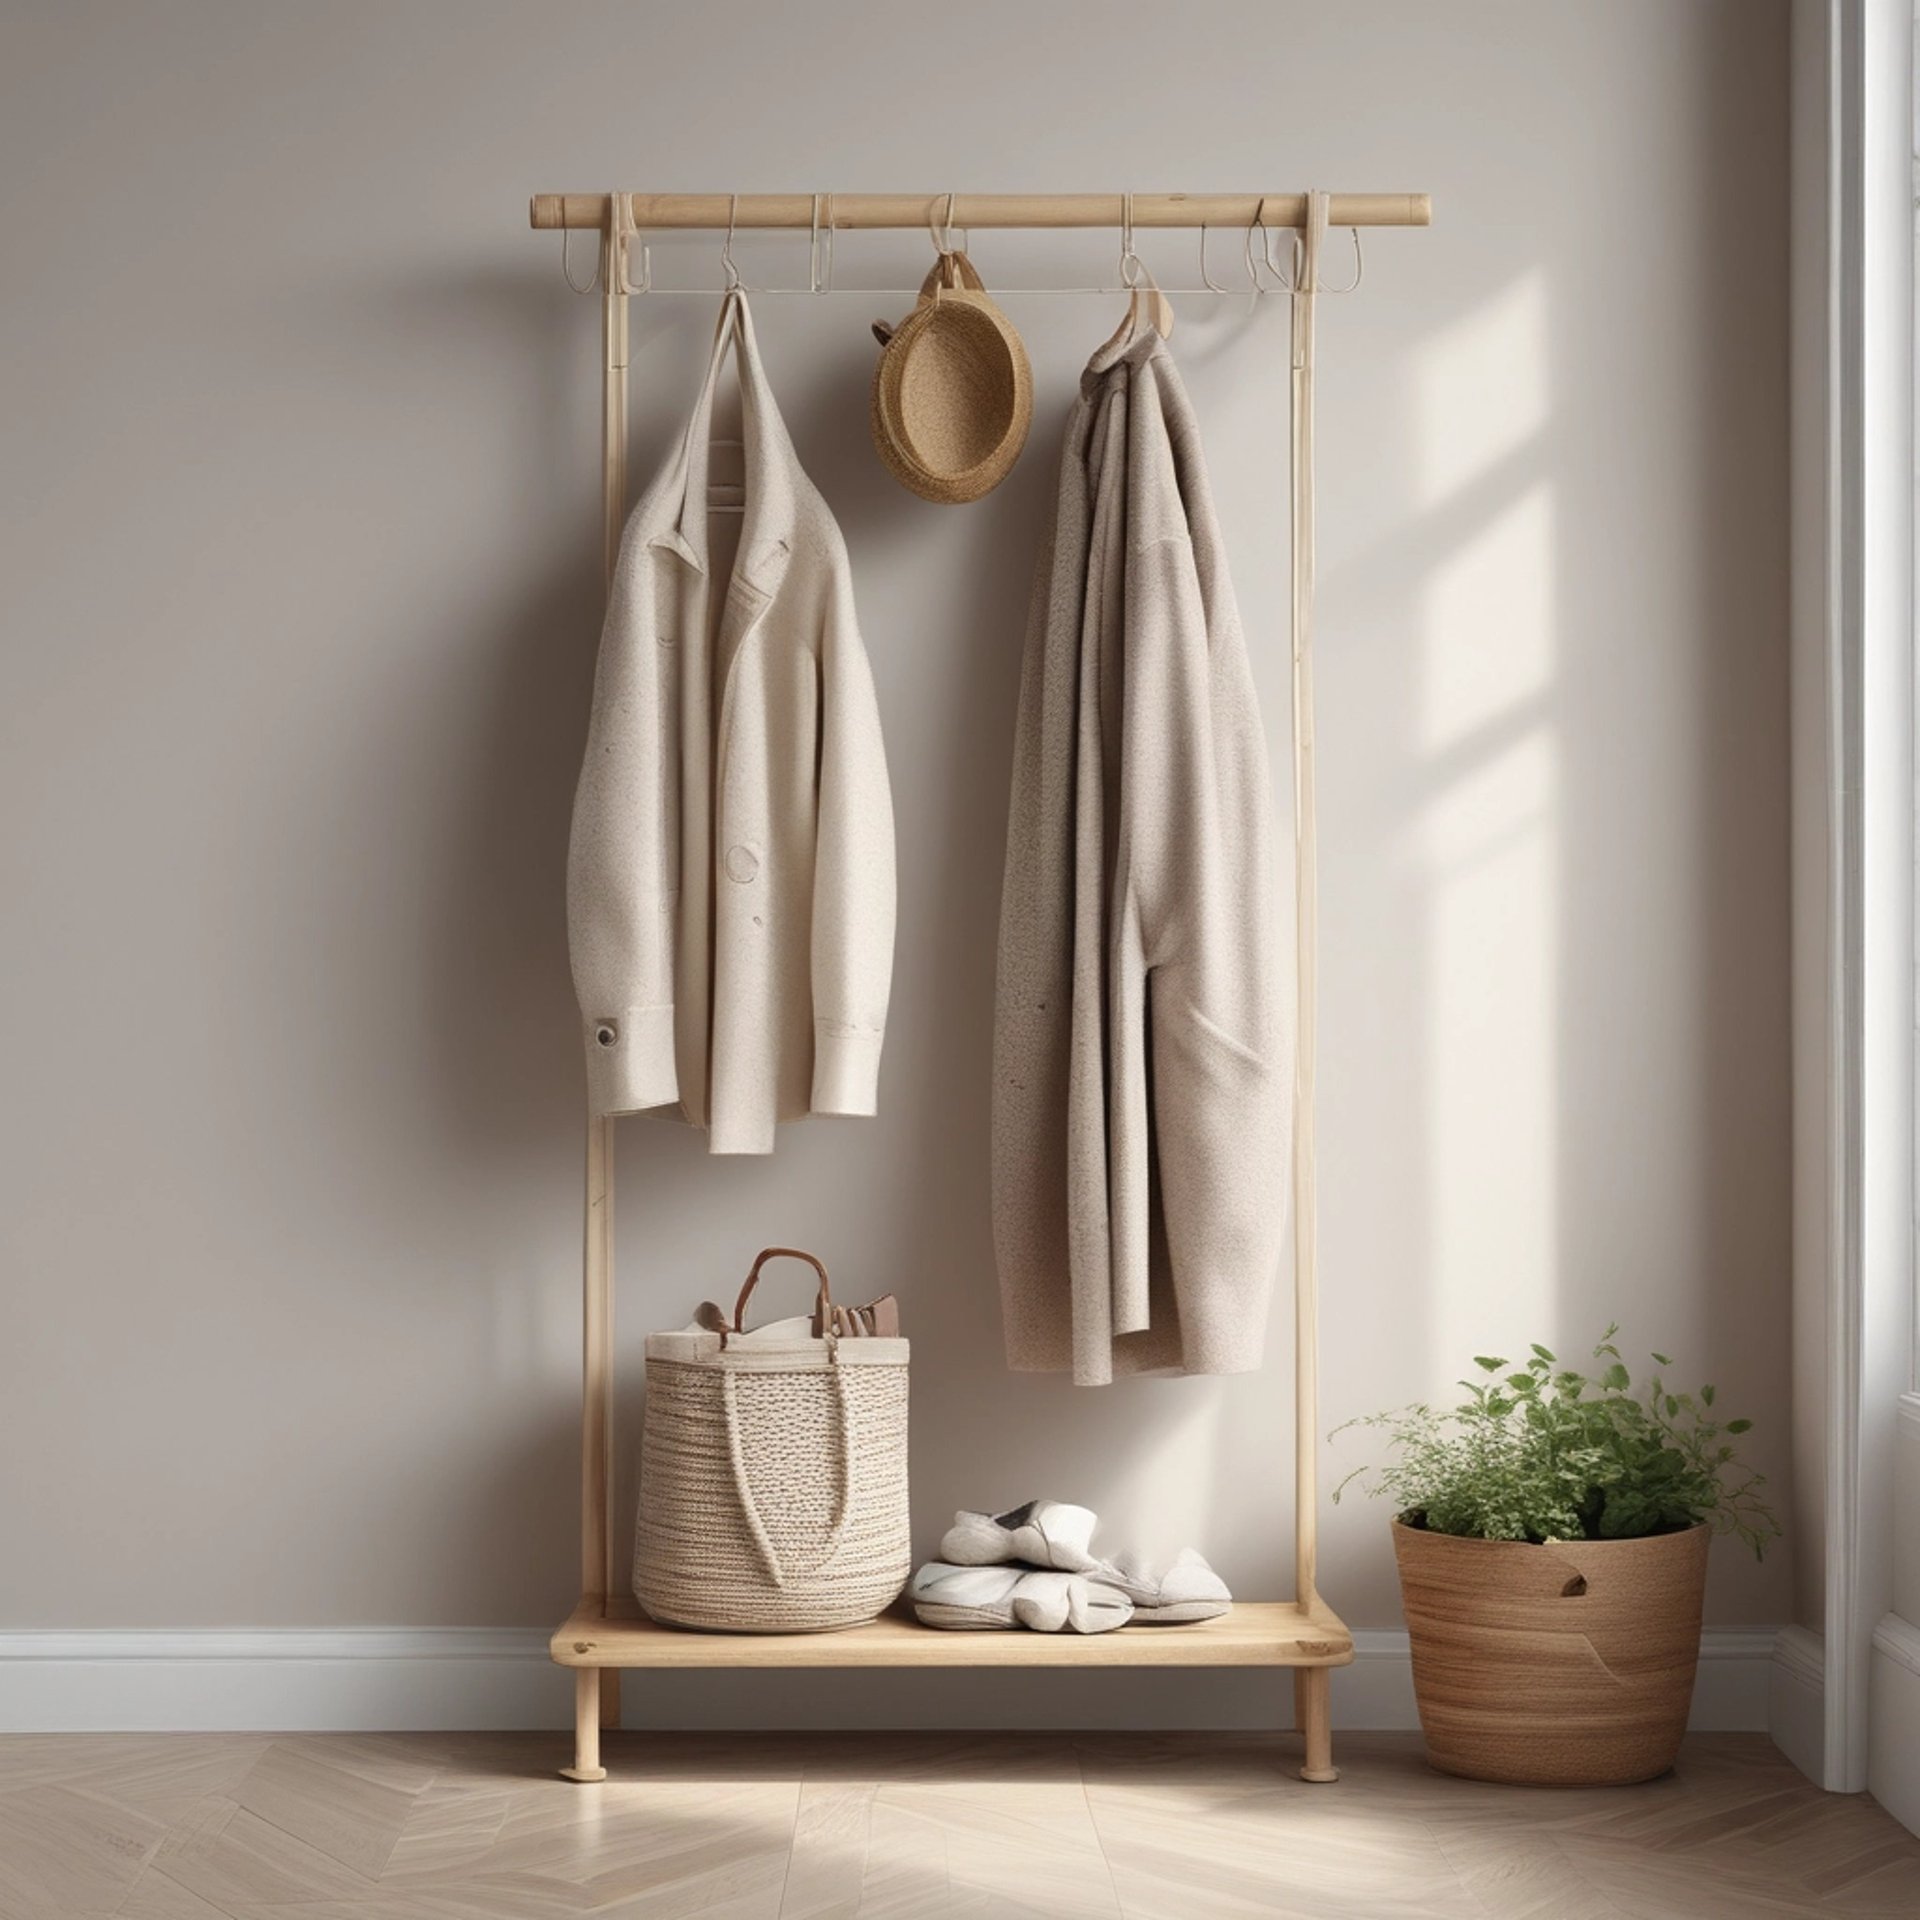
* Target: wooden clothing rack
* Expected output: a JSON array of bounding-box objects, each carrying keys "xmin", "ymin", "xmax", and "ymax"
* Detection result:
[{"xmin": 529, "ymin": 187, "xmax": 1432, "ymax": 1786}]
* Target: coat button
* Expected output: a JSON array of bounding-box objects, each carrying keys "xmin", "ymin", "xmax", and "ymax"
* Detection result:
[
  {"xmin": 724, "ymin": 845, "xmax": 759, "ymax": 884},
  {"xmin": 594, "ymin": 1022, "xmax": 618, "ymax": 1047}
]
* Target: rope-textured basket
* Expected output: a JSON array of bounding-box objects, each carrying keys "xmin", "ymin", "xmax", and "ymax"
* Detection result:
[
  {"xmin": 871, "ymin": 250, "xmax": 1032, "ymax": 505},
  {"xmin": 633, "ymin": 1248, "xmax": 909, "ymax": 1633},
  {"xmin": 1393, "ymin": 1518, "xmax": 1712, "ymax": 1785}
]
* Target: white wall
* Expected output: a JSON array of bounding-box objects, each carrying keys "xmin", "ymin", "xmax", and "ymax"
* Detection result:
[{"xmin": 0, "ymin": 0, "xmax": 1793, "ymax": 1726}]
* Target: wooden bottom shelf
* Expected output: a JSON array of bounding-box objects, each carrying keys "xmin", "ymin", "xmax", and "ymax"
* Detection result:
[{"xmin": 552, "ymin": 1594, "xmax": 1353, "ymax": 1669}]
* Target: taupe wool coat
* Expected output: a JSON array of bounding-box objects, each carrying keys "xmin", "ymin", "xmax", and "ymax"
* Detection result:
[
  {"xmin": 993, "ymin": 326, "xmax": 1290, "ymax": 1384},
  {"xmin": 568, "ymin": 292, "xmax": 895, "ymax": 1155}
]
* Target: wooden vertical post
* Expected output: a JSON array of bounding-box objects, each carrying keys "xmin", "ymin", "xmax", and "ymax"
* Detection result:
[
  {"xmin": 1295, "ymin": 1669, "xmax": 1335, "ymax": 1783},
  {"xmin": 566, "ymin": 1668, "xmax": 604, "ymax": 1783},
  {"xmin": 563, "ymin": 198, "xmax": 628, "ymax": 1785},
  {"xmin": 1290, "ymin": 192, "xmax": 1338, "ymax": 1786}
]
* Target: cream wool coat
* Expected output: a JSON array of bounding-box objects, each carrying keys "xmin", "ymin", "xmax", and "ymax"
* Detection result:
[
  {"xmin": 568, "ymin": 293, "xmax": 895, "ymax": 1155},
  {"xmin": 993, "ymin": 326, "xmax": 1290, "ymax": 1384}
]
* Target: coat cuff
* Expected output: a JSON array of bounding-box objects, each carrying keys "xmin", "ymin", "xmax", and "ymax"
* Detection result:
[
  {"xmin": 812, "ymin": 1023, "xmax": 883, "ymax": 1116},
  {"xmin": 584, "ymin": 1005, "xmax": 677, "ymax": 1116}
]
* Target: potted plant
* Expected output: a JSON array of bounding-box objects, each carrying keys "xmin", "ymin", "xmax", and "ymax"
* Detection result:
[{"xmin": 1334, "ymin": 1328, "xmax": 1779, "ymax": 1785}]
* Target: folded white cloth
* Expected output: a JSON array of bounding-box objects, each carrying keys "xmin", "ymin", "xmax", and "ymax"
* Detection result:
[
  {"xmin": 938, "ymin": 1500, "xmax": 1231, "ymax": 1624},
  {"xmin": 909, "ymin": 1563, "xmax": 1134, "ymax": 1633}
]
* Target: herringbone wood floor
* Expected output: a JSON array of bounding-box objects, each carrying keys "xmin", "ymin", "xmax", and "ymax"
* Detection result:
[{"xmin": 0, "ymin": 1730, "xmax": 1915, "ymax": 1919}]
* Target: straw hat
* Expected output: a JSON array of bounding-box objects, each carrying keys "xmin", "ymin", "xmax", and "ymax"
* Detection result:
[{"xmin": 871, "ymin": 251, "xmax": 1032, "ymax": 504}]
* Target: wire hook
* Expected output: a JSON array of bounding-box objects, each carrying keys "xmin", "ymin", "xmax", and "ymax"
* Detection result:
[
  {"xmin": 1243, "ymin": 198, "xmax": 1288, "ymax": 292},
  {"xmin": 625, "ymin": 235, "xmax": 652, "ymax": 294},
  {"xmin": 1256, "ymin": 209, "xmax": 1362, "ymax": 296},
  {"xmin": 561, "ymin": 223, "xmax": 599, "ymax": 294},
  {"xmin": 1119, "ymin": 191, "xmax": 1145, "ymax": 287},
  {"xmin": 928, "ymin": 190, "xmax": 960, "ymax": 256},
  {"xmin": 823, "ymin": 193, "xmax": 837, "ymax": 292},
  {"xmin": 1198, "ymin": 224, "xmax": 1223, "ymax": 294},
  {"xmin": 610, "ymin": 191, "xmax": 650, "ymax": 295},
  {"xmin": 1322, "ymin": 226, "xmax": 1365, "ymax": 294},
  {"xmin": 721, "ymin": 192, "xmax": 743, "ymax": 291}
]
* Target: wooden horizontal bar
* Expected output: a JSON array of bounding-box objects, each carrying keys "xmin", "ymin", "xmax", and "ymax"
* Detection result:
[
  {"xmin": 528, "ymin": 191, "xmax": 1431, "ymax": 233},
  {"xmin": 552, "ymin": 1595, "xmax": 1356, "ymax": 1669}
]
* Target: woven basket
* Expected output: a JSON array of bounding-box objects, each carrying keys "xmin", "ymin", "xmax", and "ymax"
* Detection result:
[
  {"xmin": 870, "ymin": 251, "xmax": 1032, "ymax": 505},
  {"xmin": 1393, "ymin": 1518, "xmax": 1711, "ymax": 1785},
  {"xmin": 633, "ymin": 1248, "xmax": 909, "ymax": 1633}
]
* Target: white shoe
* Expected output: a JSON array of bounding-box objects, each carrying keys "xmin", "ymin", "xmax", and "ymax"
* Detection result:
[
  {"xmin": 940, "ymin": 1500, "xmax": 1101, "ymax": 1573},
  {"xmin": 909, "ymin": 1563, "xmax": 1134, "ymax": 1633},
  {"xmin": 1104, "ymin": 1547, "xmax": 1233, "ymax": 1624},
  {"xmin": 939, "ymin": 1501, "xmax": 1231, "ymax": 1624}
]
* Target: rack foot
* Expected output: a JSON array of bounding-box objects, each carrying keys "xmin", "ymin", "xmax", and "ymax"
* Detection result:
[
  {"xmin": 1295, "ymin": 1667, "xmax": 1338, "ymax": 1783},
  {"xmin": 562, "ymin": 1667, "xmax": 609, "ymax": 1782}
]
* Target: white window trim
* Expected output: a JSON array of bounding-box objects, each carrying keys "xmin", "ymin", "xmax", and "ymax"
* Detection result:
[{"xmin": 1807, "ymin": 0, "xmax": 1916, "ymax": 1797}]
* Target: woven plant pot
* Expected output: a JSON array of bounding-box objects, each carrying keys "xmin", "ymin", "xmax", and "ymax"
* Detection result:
[{"xmin": 1392, "ymin": 1517, "xmax": 1711, "ymax": 1785}]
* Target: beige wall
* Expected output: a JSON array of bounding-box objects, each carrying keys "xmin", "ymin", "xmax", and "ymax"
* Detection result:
[{"xmin": 0, "ymin": 0, "xmax": 1793, "ymax": 1716}]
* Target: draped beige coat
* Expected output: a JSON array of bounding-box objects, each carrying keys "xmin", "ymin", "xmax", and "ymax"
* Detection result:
[
  {"xmin": 993, "ymin": 326, "xmax": 1289, "ymax": 1383},
  {"xmin": 568, "ymin": 293, "xmax": 895, "ymax": 1155}
]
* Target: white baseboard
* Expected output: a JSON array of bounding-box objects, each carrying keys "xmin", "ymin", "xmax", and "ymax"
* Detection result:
[
  {"xmin": 1869, "ymin": 1614, "xmax": 1920, "ymax": 1836},
  {"xmin": 0, "ymin": 1625, "xmax": 1782, "ymax": 1737},
  {"xmin": 0, "ymin": 1630, "xmax": 565, "ymax": 1734},
  {"xmin": 1768, "ymin": 1622, "xmax": 1828, "ymax": 1784}
]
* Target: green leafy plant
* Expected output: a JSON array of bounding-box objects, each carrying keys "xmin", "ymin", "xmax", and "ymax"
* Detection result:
[{"xmin": 1332, "ymin": 1328, "xmax": 1779, "ymax": 1559}]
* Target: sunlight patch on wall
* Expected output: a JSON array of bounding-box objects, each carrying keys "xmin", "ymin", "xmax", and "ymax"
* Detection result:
[
  {"xmin": 1422, "ymin": 730, "xmax": 1558, "ymax": 1370},
  {"xmin": 1420, "ymin": 489, "xmax": 1554, "ymax": 752},
  {"xmin": 1413, "ymin": 313, "xmax": 1559, "ymax": 1376},
  {"xmin": 1415, "ymin": 273, "xmax": 1548, "ymax": 509}
]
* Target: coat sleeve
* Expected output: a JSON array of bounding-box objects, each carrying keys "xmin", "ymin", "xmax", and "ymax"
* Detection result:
[
  {"xmin": 566, "ymin": 536, "xmax": 682, "ymax": 1116},
  {"xmin": 808, "ymin": 559, "xmax": 895, "ymax": 1115}
]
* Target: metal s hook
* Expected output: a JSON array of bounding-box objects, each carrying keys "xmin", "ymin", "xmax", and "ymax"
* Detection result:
[{"xmin": 720, "ymin": 192, "xmax": 743, "ymax": 291}]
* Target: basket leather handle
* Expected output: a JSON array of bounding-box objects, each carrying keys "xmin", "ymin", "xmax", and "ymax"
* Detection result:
[{"xmin": 730, "ymin": 1246, "xmax": 832, "ymax": 1338}]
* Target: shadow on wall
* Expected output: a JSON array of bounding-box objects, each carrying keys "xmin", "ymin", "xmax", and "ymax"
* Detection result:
[{"xmin": 222, "ymin": 260, "xmax": 609, "ymax": 1614}]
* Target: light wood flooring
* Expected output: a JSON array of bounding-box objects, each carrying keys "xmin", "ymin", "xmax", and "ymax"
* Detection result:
[{"xmin": 1, "ymin": 1729, "xmax": 1917, "ymax": 1919}]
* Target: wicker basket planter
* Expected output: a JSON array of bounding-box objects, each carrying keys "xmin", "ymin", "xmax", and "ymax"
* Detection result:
[{"xmin": 1391, "ymin": 1517, "xmax": 1711, "ymax": 1785}]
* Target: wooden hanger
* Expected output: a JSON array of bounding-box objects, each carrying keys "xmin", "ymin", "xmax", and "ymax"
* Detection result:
[{"xmin": 1105, "ymin": 193, "xmax": 1174, "ymax": 349}]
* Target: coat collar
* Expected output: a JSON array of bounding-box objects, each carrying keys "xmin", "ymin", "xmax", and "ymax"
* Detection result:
[
  {"xmin": 649, "ymin": 290, "xmax": 799, "ymax": 599},
  {"xmin": 1080, "ymin": 315, "xmax": 1166, "ymax": 397}
]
